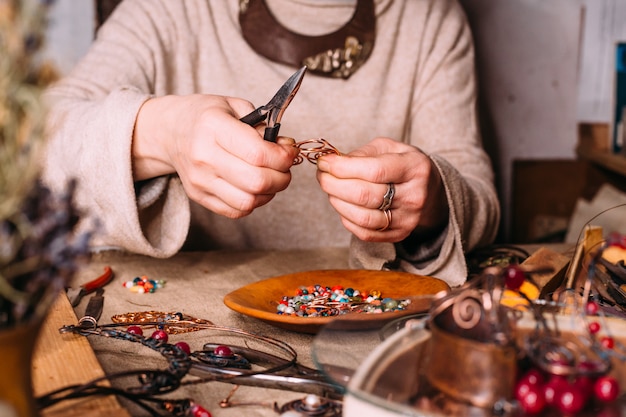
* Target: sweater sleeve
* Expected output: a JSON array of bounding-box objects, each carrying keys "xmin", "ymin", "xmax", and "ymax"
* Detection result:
[
  {"xmin": 349, "ymin": 0, "xmax": 500, "ymax": 286},
  {"xmin": 42, "ymin": 0, "xmax": 190, "ymax": 257}
]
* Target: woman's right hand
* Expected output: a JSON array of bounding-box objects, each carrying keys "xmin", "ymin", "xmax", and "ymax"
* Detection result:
[{"xmin": 132, "ymin": 94, "xmax": 299, "ymax": 218}]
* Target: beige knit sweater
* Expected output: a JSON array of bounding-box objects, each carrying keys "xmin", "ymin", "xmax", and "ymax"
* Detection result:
[{"xmin": 43, "ymin": 0, "xmax": 500, "ymax": 286}]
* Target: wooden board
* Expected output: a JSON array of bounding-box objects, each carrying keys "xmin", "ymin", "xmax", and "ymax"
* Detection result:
[{"xmin": 32, "ymin": 294, "xmax": 131, "ymax": 417}]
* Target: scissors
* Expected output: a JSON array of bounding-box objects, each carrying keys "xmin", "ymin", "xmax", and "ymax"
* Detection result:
[{"xmin": 239, "ymin": 66, "xmax": 307, "ymax": 142}]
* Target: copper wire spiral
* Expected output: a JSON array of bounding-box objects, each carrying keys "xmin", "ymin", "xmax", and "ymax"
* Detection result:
[{"xmin": 293, "ymin": 138, "xmax": 341, "ymax": 165}]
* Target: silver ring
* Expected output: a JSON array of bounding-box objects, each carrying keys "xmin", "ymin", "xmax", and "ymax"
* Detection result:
[
  {"xmin": 377, "ymin": 209, "xmax": 392, "ymax": 231},
  {"xmin": 77, "ymin": 316, "xmax": 98, "ymax": 330},
  {"xmin": 378, "ymin": 183, "xmax": 395, "ymax": 211}
]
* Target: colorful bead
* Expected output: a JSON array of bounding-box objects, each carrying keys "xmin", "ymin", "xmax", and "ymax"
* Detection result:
[
  {"xmin": 276, "ymin": 284, "xmax": 410, "ymax": 317},
  {"xmin": 123, "ymin": 275, "xmax": 166, "ymax": 294}
]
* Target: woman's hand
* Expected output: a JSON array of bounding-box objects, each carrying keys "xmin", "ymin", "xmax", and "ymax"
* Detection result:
[
  {"xmin": 132, "ymin": 94, "xmax": 299, "ymax": 218},
  {"xmin": 316, "ymin": 137, "xmax": 449, "ymax": 242}
]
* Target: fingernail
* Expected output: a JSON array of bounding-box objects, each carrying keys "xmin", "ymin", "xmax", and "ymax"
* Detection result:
[
  {"xmin": 277, "ymin": 136, "xmax": 296, "ymax": 146},
  {"xmin": 317, "ymin": 158, "xmax": 330, "ymax": 172}
]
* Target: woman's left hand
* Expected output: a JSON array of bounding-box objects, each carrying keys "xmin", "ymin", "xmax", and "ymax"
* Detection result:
[{"xmin": 316, "ymin": 137, "xmax": 449, "ymax": 242}]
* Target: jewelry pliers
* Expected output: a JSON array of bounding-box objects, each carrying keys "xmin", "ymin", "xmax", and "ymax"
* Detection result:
[{"xmin": 240, "ymin": 66, "xmax": 307, "ymax": 142}]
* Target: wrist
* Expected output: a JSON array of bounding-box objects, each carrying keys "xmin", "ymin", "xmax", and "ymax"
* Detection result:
[{"xmin": 132, "ymin": 95, "xmax": 178, "ymax": 181}]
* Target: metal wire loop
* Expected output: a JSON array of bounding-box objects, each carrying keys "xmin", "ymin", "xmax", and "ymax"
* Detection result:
[{"xmin": 293, "ymin": 138, "xmax": 341, "ymax": 165}]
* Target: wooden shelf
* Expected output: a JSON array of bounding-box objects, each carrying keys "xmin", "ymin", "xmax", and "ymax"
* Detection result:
[
  {"xmin": 577, "ymin": 123, "xmax": 626, "ymax": 177},
  {"xmin": 576, "ymin": 146, "xmax": 626, "ymax": 177}
]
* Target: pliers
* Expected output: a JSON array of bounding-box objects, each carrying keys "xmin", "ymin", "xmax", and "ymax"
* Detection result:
[
  {"xmin": 66, "ymin": 266, "xmax": 114, "ymax": 307},
  {"xmin": 240, "ymin": 66, "xmax": 306, "ymax": 142}
]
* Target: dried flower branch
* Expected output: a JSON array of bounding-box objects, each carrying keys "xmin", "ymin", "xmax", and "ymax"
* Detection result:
[{"xmin": 0, "ymin": 0, "xmax": 92, "ymax": 328}]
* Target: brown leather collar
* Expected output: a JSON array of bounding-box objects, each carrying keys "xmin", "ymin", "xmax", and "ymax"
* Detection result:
[{"xmin": 239, "ymin": 0, "xmax": 376, "ymax": 78}]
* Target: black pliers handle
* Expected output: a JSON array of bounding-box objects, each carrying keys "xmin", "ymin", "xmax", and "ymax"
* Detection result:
[{"xmin": 240, "ymin": 66, "xmax": 306, "ymax": 142}]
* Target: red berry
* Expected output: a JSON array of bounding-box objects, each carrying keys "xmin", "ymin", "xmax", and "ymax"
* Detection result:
[
  {"xmin": 126, "ymin": 325, "xmax": 143, "ymax": 336},
  {"xmin": 520, "ymin": 368, "xmax": 544, "ymax": 386},
  {"xmin": 601, "ymin": 336, "xmax": 615, "ymax": 349},
  {"xmin": 544, "ymin": 375, "xmax": 568, "ymax": 406},
  {"xmin": 516, "ymin": 383, "xmax": 545, "ymax": 414},
  {"xmin": 572, "ymin": 376, "xmax": 593, "ymax": 402},
  {"xmin": 150, "ymin": 329, "xmax": 168, "ymax": 342},
  {"xmin": 504, "ymin": 265, "xmax": 526, "ymax": 290},
  {"xmin": 175, "ymin": 341, "xmax": 191, "ymax": 355},
  {"xmin": 515, "ymin": 379, "xmax": 531, "ymax": 399},
  {"xmin": 589, "ymin": 321, "xmax": 602, "ymax": 334},
  {"xmin": 594, "ymin": 376, "xmax": 620, "ymax": 402},
  {"xmin": 555, "ymin": 383, "xmax": 586, "ymax": 414},
  {"xmin": 213, "ymin": 345, "xmax": 233, "ymax": 357}
]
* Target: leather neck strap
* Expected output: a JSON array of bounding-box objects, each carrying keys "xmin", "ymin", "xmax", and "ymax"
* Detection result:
[{"xmin": 239, "ymin": 0, "xmax": 376, "ymax": 78}]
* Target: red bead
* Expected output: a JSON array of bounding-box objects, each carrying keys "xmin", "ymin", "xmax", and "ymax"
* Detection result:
[
  {"xmin": 504, "ymin": 265, "xmax": 526, "ymax": 290},
  {"xmin": 601, "ymin": 336, "xmax": 615, "ymax": 349},
  {"xmin": 127, "ymin": 325, "xmax": 143, "ymax": 336},
  {"xmin": 586, "ymin": 300, "xmax": 600, "ymax": 315},
  {"xmin": 175, "ymin": 341, "xmax": 191, "ymax": 355},
  {"xmin": 589, "ymin": 321, "xmax": 602, "ymax": 334},
  {"xmin": 213, "ymin": 345, "xmax": 233, "ymax": 357},
  {"xmin": 150, "ymin": 330, "xmax": 168, "ymax": 342},
  {"xmin": 190, "ymin": 403, "xmax": 212, "ymax": 417},
  {"xmin": 594, "ymin": 376, "xmax": 620, "ymax": 402}
]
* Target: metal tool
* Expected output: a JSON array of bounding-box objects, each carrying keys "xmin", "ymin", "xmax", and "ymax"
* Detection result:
[
  {"xmin": 67, "ymin": 266, "xmax": 113, "ymax": 307},
  {"xmin": 240, "ymin": 66, "xmax": 306, "ymax": 142},
  {"xmin": 190, "ymin": 342, "xmax": 346, "ymax": 400},
  {"xmin": 77, "ymin": 288, "xmax": 105, "ymax": 330}
]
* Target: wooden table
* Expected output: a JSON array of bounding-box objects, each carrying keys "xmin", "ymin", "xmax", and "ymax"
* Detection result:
[{"xmin": 32, "ymin": 294, "xmax": 131, "ymax": 417}]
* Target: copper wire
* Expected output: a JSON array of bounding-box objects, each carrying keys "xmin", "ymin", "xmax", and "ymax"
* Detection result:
[{"xmin": 293, "ymin": 138, "xmax": 341, "ymax": 165}]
